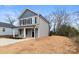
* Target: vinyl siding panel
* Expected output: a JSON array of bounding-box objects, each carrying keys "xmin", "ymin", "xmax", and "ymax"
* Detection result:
[
  {"xmin": 38, "ymin": 17, "xmax": 49, "ymax": 37},
  {"xmin": 19, "ymin": 10, "xmax": 36, "ymax": 19},
  {"xmin": 0, "ymin": 27, "xmax": 18, "ymax": 36}
]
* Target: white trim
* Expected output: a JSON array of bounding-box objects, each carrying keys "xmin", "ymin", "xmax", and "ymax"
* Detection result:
[
  {"xmin": 18, "ymin": 8, "xmax": 27, "ymax": 19},
  {"xmin": 38, "ymin": 28, "xmax": 39, "ymax": 38},
  {"xmin": 34, "ymin": 28, "xmax": 35, "ymax": 39},
  {"xmin": 31, "ymin": 29, "xmax": 32, "ymax": 37},
  {"xmin": 13, "ymin": 29, "xmax": 15, "ymax": 38},
  {"xmin": 20, "ymin": 24, "xmax": 38, "ymax": 27},
  {"xmin": 17, "ymin": 26, "xmax": 38, "ymax": 29},
  {"xmin": 23, "ymin": 28, "xmax": 26, "ymax": 38},
  {"xmin": 20, "ymin": 15, "xmax": 37, "ymax": 20},
  {"xmin": 37, "ymin": 13, "xmax": 40, "ymax": 38}
]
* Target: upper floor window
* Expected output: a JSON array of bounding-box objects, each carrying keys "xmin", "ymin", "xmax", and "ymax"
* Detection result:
[
  {"xmin": 20, "ymin": 17, "xmax": 38, "ymax": 25},
  {"xmin": 22, "ymin": 20, "xmax": 24, "ymax": 25},
  {"xmin": 20, "ymin": 18, "xmax": 32, "ymax": 25},
  {"xmin": 26, "ymin": 18, "xmax": 32, "ymax": 24},
  {"xmin": 20, "ymin": 20, "xmax": 22, "ymax": 25},
  {"xmin": 20, "ymin": 20, "xmax": 24, "ymax": 25},
  {"xmin": 35, "ymin": 17, "xmax": 37, "ymax": 24},
  {"xmin": 23, "ymin": 19, "xmax": 26, "ymax": 25}
]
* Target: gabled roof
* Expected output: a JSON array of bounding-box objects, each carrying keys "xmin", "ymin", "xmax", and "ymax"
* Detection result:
[
  {"xmin": 39, "ymin": 14, "xmax": 49, "ymax": 24},
  {"xmin": 0, "ymin": 22, "xmax": 16, "ymax": 28},
  {"xmin": 18, "ymin": 9, "xmax": 49, "ymax": 24},
  {"xmin": 18, "ymin": 9, "xmax": 37, "ymax": 19}
]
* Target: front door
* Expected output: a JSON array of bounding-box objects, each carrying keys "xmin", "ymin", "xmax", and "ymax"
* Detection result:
[
  {"xmin": 19, "ymin": 29, "xmax": 23, "ymax": 35},
  {"xmin": 32, "ymin": 29, "xmax": 34, "ymax": 37}
]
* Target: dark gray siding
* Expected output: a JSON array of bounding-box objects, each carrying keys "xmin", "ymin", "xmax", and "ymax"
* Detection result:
[
  {"xmin": 0, "ymin": 22, "xmax": 16, "ymax": 28},
  {"xmin": 19, "ymin": 10, "xmax": 37, "ymax": 19}
]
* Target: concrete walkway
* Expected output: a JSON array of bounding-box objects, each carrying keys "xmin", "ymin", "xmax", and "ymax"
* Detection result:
[{"xmin": 0, "ymin": 38, "xmax": 33, "ymax": 46}]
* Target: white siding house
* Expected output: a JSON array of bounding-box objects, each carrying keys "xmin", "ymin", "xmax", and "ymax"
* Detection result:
[
  {"xmin": 0, "ymin": 27, "xmax": 13, "ymax": 36},
  {"xmin": 17, "ymin": 9, "xmax": 50, "ymax": 38},
  {"xmin": 0, "ymin": 22, "xmax": 17, "ymax": 36},
  {"xmin": 0, "ymin": 9, "xmax": 49, "ymax": 38}
]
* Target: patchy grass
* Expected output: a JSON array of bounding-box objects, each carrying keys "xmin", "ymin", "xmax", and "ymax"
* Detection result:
[{"xmin": 0, "ymin": 36, "xmax": 77, "ymax": 54}]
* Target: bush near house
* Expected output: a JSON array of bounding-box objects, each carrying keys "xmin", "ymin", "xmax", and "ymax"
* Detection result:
[
  {"xmin": 56, "ymin": 25, "xmax": 79, "ymax": 37},
  {"xmin": 49, "ymin": 24, "xmax": 79, "ymax": 37}
]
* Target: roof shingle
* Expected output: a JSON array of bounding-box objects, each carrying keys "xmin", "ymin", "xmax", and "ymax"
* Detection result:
[{"xmin": 0, "ymin": 22, "xmax": 16, "ymax": 28}]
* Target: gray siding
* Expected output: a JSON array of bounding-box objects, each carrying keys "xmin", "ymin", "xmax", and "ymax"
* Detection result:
[
  {"xmin": 0, "ymin": 27, "xmax": 18, "ymax": 36},
  {"xmin": 19, "ymin": 10, "xmax": 36, "ymax": 19},
  {"xmin": 38, "ymin": 17, "xmax": 49, "ymax": 37}
]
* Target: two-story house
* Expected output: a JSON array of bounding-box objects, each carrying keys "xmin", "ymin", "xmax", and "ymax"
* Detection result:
[
  {"xmin": 0, "ymin": 9, "xmax": 50, "ymax": 38},
  {"xmin": 17, "ymin": 9, "xmax": 50, "ymax": 38}
]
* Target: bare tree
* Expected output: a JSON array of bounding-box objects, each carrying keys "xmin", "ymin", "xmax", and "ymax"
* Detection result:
[
  {"xmin": 47, "ymin": 9, "xmax": 70, "ymax": 32},
  {"xmin": 73, "ymin": 11, "xmax": 79, "ymax": 30},
  {"xmin": 46, "ymin": 13, "xmax": 56, "ymax": 32},
  {"xmin": 5, "ymin": 14, "xmax": 16, "ymax": 26},
  {"xmin": 5, "ymin": 14, "xmax": 16, "ymax": 38}
]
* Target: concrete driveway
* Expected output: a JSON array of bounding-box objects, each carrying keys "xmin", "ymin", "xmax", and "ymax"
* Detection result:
[{"xmin": 0, "ymin": 38, "xmax": 33, "ymax": 46}]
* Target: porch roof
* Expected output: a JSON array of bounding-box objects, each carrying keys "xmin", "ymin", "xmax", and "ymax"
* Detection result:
[{"xmin": 16, "ymin": 25, "xmax": 38, "ymax": 29}]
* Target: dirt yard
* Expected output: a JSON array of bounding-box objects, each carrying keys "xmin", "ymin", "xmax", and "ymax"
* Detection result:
[{"xmin": 0, "ymin": 36, "xmax": 78, "ymax": 54}]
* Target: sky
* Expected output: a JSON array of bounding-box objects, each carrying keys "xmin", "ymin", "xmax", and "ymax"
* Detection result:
[{"xmin": 0, "ymin": 5, "xmax": 79, "ymax": 23}]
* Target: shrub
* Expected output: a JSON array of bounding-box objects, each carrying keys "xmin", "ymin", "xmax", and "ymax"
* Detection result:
[
  {"xmin": 49, "ymin": 31, "xmax": 56, "ymax": 36},
  {"xmin": 56, "ymin": 25, "xmax": 79, "ymax": 37},
  {"xmin": 49, "ymin": 24, "xmax": 79, "ymax": 37}
]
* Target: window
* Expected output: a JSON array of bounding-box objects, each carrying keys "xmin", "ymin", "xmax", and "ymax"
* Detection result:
[
  {"xmin": 20, "ymin": 20, "xmax": 22, "ymax": 25},
  {"xmin": 20, "ymin": 20, "xmax": 24, "ymax": 25},
  {"xmin": 23, "ymin": 20, "xmax": 25, "ymax": 25},
  {"xmin": 23, "ymin": 19, "xmax": 26, "ymax": 25},
  {"xmin": 2, "ymin": 28, "xmax": 5, "ymax": 32},
  {"xmin": 26, "ymin": 18, "xmax": 32, "ymax": 24},
  {"xmin": 35, "ymin": 17, "xmax": 37, "ymax": 24}
]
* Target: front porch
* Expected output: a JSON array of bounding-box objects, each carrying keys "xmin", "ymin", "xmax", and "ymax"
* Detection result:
[{"xmin": 18, "ymin": 28, "xmax": 38, "ymax": 38}]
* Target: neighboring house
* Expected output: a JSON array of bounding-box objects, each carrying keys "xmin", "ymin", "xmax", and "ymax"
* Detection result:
[
  {"xmin": 0, "ymin": 22, "xmax": 17, "ymax": 36},
  {"xmin": 17, "ymin": 9, "xmax": 50, "ymax": 38},
  {"xmin": 0, "ymin": 9, "xmax": 50, "ymax": 38}
]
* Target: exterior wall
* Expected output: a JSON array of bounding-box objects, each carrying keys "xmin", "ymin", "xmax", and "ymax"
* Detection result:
[
  {"xmin": 18, "ymin": 15, "xmax": 49, "ymax": 38},
  {"xmin": 0, "ymin": 27, "xmax": 18, "ymax": 36},
  {"xmin": 38, "ymin": 17, "xmax": 49, "ymax": 37},
  {"xmin": 35, "ymin": 28, "xmax": 38, "ymax": 38},
  {"xmin": 19, "ymin": 10, "xmax": 36, "ymax": 19},
  {"xmin": 13, "ymin": 28, "xmax": 18, "ymax": 35}
]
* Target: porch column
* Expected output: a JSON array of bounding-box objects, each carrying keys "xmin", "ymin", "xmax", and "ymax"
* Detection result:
[
  {"xmin": 38, "ymin": 28, "xmax": 39, "ymax": 38},
  {"xmin": 13, "ymin": 28, "xmax": 15, "ymax": 38},
  {"xmin": 34, "ymin": 28, "xmax": 35, "ymax": 39},
  {"xmin": 24, "ymin": 28, "xmax": 26, "ymax": 38}
]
